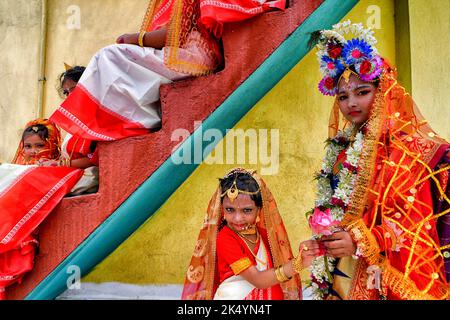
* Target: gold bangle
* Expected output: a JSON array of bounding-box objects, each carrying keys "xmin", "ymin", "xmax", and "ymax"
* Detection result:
[
  {"xmin": 138, "ymin": 31, "xmax": 146, "ymax": 47},
  {"xmin": 274, "ymin": 266, "xmax": 290, "ymax": 283},
  {"xmin": 345, "ymin": 218, "xmax": 382, "ymax": 265},
  {"xmin": 274, "ymin": 267, "xmax": 284, "ymax": 282},
  {"xmin": 292, "ymin": 255, "xmax": 303, "ymax": 274},
  {"xmin": 280, "ymin": 265, "xmax": 292, "ymax": 281},
  {"xmin": 59, "ymin": 158, "xmax": 71, "ymax": 167}
]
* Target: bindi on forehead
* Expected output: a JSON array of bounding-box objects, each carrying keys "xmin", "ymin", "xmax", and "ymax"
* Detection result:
[
  {"xmin": 338, "ymin": 83, "xmax": 372, "ymax": 94},
  {"xmin": 235, "ymin": 205, "xmax": 255, "ymax": 210}
]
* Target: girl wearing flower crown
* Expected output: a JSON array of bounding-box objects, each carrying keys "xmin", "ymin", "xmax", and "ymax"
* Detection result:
[
  {"xmin": 305, "ymin": 20, "xmax": 449, "ymax": 300},
  {"xmin": 182, "ymin": 168, "xmax": 316, "ymax": 300}
]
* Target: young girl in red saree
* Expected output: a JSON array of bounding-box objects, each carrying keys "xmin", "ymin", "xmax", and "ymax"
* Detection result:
[
  {"xmin": 182, "ymin": 168, "xmax": 317, "ymax": 300},
  {"xmin": 0, "ymin": 119, "xmax": 82, "ymax": 299}
]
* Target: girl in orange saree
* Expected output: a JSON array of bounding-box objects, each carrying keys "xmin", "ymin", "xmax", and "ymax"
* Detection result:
[
  {"xmin": 305, "ymin": 21, "xmax": 449, "ymax": 300},
  {"xmin": 0, "ymin": 119, "xmax": 82, "ymax": 299},
  {"xmin": 182, "ymin": 168, "xmax": 316, "ymax": 300}
]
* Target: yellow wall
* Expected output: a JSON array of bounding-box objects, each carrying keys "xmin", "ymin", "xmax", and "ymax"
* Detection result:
[
  {"xmin": 409, "ymin": 0, "xmax": 450, "ymax": 140},
  {"xmin": 43, "ymin": 0, "xmax": 149, "ymax": 117},
  {"xmin": 0, "ymin": 0, "xmax": 148, "ymax": 162},
  {"xmin": 84, "ymin": 0, "xmax": 399, "ymax": 284}
]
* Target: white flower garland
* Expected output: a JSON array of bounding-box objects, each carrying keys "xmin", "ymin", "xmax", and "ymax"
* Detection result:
[
  {"xmin": 332, "ymin": 20, "xmax": 378, "ymax": 50},
  {"xmin": 308, "ymin": 128, "xmax": 365, "ymax": 300}
]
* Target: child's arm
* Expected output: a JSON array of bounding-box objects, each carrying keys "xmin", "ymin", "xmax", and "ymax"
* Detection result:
[
  {"xmin": 37, "ymin": 156, "xmax": 95, "ymax": 169},
  {"xmin": 115, "ymin": 27, "xmax": 167, "ymax": 49},
  {"xmin": 68, "ymin": 157, "xmax": 95, "ymax": 169},
  {"xmin": 239, "ymin": 240, "xmax": 320, "ymax": 289}
]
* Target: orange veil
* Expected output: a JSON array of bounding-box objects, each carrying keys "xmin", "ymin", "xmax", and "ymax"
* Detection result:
[
  {"xmin": 12, "ymin": 118, "xmax": 62, "ymax": 165},
  {"xmin": 181, "ymin": 168, "xmax": 302, "ymax": 300},
  {"xmin": 332, "ymin": 60, "xmax": 450, "ymax": 299},
  {"xmin": 140, "ymin": 0, "xmax": 222, "ymax": 76}
]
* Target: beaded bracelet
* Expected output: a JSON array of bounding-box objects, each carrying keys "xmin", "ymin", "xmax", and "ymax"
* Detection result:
[{"xmin": 292, "ymin": 255, "xmax": 303, "ymax": 274}]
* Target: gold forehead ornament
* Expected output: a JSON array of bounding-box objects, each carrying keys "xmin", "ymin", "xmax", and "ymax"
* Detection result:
[{"xmin": 221, "ymin": 178, "xmax": 260, "ymax": 203}]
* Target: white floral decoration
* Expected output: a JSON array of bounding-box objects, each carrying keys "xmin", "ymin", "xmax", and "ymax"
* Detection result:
[
  {"xmin": 317, "ymin": 20, "xmax": 379, "ymax": 67},
  {"xmin": 307, "ymin": 127, "xmax": 365, "ymax": 299},
  {"xmin": 332, "ymin": 20, "xmax": 378, "ymax": 53}
]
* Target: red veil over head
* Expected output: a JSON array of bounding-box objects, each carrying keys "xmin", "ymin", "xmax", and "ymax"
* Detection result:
[
  {"xmin": 331, "ymin": 60, "xmax": 450, "ymax": 300},
  {"xmin": 12, "ymin": 118, "xmax": 62, "ymax": 165}
]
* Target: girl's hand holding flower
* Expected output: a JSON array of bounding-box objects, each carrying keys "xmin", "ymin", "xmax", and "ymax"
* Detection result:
[
  {"xmin": 321, "ymin": 231, "xmax": 356, "ymax": 258},
  {"xmin": 298, "ymin": 240, "xmax": 323, "ymax": 269}
]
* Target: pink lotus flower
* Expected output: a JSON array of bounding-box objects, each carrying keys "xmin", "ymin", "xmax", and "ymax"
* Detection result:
[{"xmin": 309, "ymin": 207, "xmax": 340, "ymax": 236}]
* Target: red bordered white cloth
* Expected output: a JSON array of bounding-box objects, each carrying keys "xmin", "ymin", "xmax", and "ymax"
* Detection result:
[
  {"xmin": 0, "ymin": 164, "xmax": 83, "ymax": 253},
  {"xmin": 50, "ymin": 45, "xmax": 190, "ymax": 141}
]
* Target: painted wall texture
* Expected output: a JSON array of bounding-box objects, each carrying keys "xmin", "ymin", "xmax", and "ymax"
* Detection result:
[
  {"xmin": 409, "ymin": 0, "xmax": 450, "ymax": 141},
  {"xmin": 0, "ymin": 0, "xmax": 42, "ymax": 163},
  {"xmin": 83, "ymin": 0, "xmax": 402, "ymax": 285}
]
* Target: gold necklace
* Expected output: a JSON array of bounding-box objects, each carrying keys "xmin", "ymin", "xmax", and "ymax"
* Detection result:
[
  {"xmin": 233, "ymin": 228, "xmax": 267, "ymax": 266},
  {"xmin": 237, "ymin": 229, "xmax": 259, "ymax": 244}
]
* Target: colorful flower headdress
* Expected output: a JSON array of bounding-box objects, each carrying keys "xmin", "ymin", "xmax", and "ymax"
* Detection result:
[{"xmin": 314, "ymin": 20, "xmax": 383, "ymax": 96}]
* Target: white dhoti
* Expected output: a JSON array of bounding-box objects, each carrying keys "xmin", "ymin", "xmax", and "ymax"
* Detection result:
[{"xmin": 50, "ymin": 44, "xmax": 191, "ymax": 141}]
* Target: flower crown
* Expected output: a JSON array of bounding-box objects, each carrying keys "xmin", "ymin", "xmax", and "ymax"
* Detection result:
[{"xmin": 315, "ymin": 20, "xmax": 383, "ymax": 96}]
